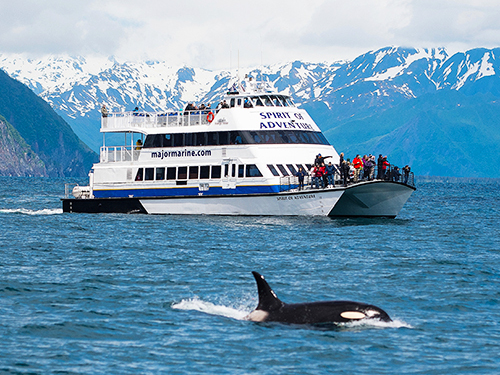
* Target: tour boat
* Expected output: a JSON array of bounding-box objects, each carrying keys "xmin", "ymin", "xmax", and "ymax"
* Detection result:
[{"xmin": 62, "ymin": 79, "xmax": 415, "ymax": 217}]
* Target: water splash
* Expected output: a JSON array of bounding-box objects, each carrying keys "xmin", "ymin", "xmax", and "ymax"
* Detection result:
[{"xmin": 172, "ymin": 297, "xmax": 251, "ymax": 320}]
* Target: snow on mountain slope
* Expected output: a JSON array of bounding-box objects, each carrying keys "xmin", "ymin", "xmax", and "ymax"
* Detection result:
[{"xmin": 1, "ymin": 46, "xmax": 499, "ymax": 152}]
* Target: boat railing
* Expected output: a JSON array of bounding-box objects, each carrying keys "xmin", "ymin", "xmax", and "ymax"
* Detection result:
[
  {"xmin": 102, "ymin": 110, "xmax": 216, "ymax": 131},
  {"xmin": 279, "ymin": 175, "xmax": 312, "ymax": 192},
  {"xmin": 279, "ymin": 166, "xmax": 415, "ymax": 193},
  {"xmin": 100, "ymin": 146, "xmax": 140, "ymax": 163}
]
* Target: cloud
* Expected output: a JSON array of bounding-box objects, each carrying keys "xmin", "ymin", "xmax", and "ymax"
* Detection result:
[{"xmin": 1, "ymin": 0, "xmax": 500, "ymax": 68}]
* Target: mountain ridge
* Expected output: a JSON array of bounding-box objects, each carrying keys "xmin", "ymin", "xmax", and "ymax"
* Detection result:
[{"xmin": 1, "ymin": 46, "xmax": 499, "ymax": 177}]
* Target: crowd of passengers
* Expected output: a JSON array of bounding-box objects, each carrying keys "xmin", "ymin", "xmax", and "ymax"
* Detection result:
[
  {"xmin": 294, "ymin": 153, "xmax": 412, "ymax": 190},
  {"xmin": 184, "ymin": 94, "xmax": 291, "ymax": 112}
]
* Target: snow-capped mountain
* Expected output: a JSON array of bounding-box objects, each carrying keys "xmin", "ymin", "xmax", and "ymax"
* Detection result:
[{"xmin": 1, "ymin": 46, "xmax": 500, "ymax": 177}]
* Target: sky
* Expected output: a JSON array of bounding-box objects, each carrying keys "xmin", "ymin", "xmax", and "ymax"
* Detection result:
[{"xmin": 1, "ymin": 0, "xmax": 500, "ymax": 69}]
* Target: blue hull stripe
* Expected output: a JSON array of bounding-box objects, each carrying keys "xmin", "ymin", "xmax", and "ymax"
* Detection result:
[{"xmin": 93, "ymin": 184, "xmax": 287, "ymax": 198}]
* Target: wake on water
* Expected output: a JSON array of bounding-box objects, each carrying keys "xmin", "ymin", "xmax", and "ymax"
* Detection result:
[
  {"xmin": 171, "ymin": 298, "xmax": 412, "ymax": 329},
  {"xmin": 0, "ymin": 208, "xmax": 63, "ymax": 215}
]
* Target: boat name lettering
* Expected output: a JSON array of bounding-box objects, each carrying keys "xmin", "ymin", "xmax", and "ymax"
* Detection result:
[
  {"xmin": 151, "ymin": 149, "xmax": 212, "ymax": 159},
  {"xmin": 260, "ymin": 121, "xmax": 313, "ymax": 130},
  {"xmin": 260, "ymin": 112, "xmax": 304, "ymax": 120},
  {"xmin": 277, "ymin": 194, "xmax": 316, "ymax": 201}
]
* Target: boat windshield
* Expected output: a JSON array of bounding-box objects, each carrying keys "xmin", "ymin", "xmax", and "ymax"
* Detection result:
[{"xmin": 251, "ymin": 95, "xmax": 294, "ymax": 107}]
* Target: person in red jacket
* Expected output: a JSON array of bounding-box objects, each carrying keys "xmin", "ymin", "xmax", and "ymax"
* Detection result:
[
  {"xmin": 352, "ymin": 154, "xmax": 363, "ymax": 182},
  {"xmin": 382, "ymin": 156, "xmax": 390, "ymax": 180},
  {"xmin": 313, "ymin": 164, "xmax": 323, "ymax": 189}
]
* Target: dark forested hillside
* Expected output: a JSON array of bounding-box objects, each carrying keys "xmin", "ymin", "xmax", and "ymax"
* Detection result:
[{"xmin": 0, "ymin": 69, "xmax": 97, "ymax": 177}]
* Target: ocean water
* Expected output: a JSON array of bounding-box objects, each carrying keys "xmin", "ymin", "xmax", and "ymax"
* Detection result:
[{"xmin": 0, "ymin": 177, "xmax": 499, "ymax": 374}]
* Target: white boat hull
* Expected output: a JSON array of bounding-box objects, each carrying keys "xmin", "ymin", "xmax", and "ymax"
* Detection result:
[
  {"xmin": 140, "ymin": 189, "xmax": 344, "ymax": 216},
  {"xmin": 136, "ymin": 181, "xmax": 415, "ymax": 217}
]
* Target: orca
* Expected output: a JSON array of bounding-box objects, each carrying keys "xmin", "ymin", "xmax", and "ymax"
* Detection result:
[{"xmin": 245, "ymin": 271, "xmax": 392, "ymax": 324}]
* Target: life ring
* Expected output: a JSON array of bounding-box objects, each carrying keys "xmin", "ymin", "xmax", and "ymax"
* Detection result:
[{"xmin": 207, "ymin": 112, "xmax": 215, "ymax": 123}]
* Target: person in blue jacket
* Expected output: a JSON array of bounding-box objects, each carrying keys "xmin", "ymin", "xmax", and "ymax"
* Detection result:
[
  {"xmin": 325, "ymin": 161, "xmax": 336, "ymax": 187},
  {"xmin": 295, "ymin": 167, "xmax": 307, "ymax": 191}
]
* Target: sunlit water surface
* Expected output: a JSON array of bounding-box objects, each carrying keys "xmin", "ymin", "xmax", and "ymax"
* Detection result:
[{"xmin": 0, "ymin": 177, "xmax": 499, "ymax": 374}]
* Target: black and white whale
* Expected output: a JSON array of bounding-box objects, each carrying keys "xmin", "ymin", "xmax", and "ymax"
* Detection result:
[{"xmin": 245, "ymin": 271, "xmax": 392, "ymax": 324}]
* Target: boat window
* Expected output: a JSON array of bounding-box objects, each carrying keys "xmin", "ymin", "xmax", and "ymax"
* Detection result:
[
  {"xmin": 135, "ymin": 168, "xmax": 144, "ymax": 181},
  {"xmin": 185, "ymin": 133, "xmax": 195, "ymax": 147},
  {"xmin": 212, "ymin": 165, "xmax": 221, "ymax": 179},
  {"xmin": 254, "ymin": 97, "xmax": 264, "ymax": 106},
  {"xmin": 237, "ymin": 98, "xmax": 242, "ymax": 106},
  {"xmin": 224, "ymin": 164, "xmax": 229, "ymax": 177},
  {"xmin": 163, "ymin": 134, "xmax": 172, "ymax": 147},
  {"xmin": 189, "ymin": 166, "xmax": 199, "ymax": 179},
  {"xmin": 270, "ymin": 95, "xmax": 282, "ymax": 107},
  {"xmin": 286, "ymin": 164, "xmax": 297, "ymax": 175},
  {"xmin": 276, "ymin": 164, "xmax": 289, "ymax": 176},
  {"xmin": 305, "ymin": 164, "xmax": 312, "ymax": 171},
  {"xmin": 200, "ymin": 166, "xmax": 210, "ymax": 179},
  {"xmin": 267, "ymin": 164, "xmax": 280, "ymax": 176},
  {"xmin": 230, "ymin": 98, "xmax": 235, "ymax": 108},
  {"xmin": 232, "ymin": 164, "xmax": 236, "ymax": 177},
  {"xmin": 250, "ymin": 131, "xmax": 261, "ymax": 143},
  {"xmin": 219, "ymin": 132, "xmax": 229, "ymax": 145},
  {"xmin": 166, "ymin": 167, "xmax": 176, "ymax": 180},
  {"xmin": 207, "ymin": 132, "xmax": 218, "ymax": 146},
  {"xmin": 287, "ymin": 131, "xmax": 298, "ymax": 143},
  {"xmin": 144, "ymin": 134, "xmax": 160, "ymax": 148},
  {"xmin": 173, "ymin": 133, "xmax": 184, "ymax": 147},
  {"xmin": 296, "ymin": 164, "xmax": 305, "ymax": 173},
  {"xmin": 278, "ymin": 131, "xmax": 289, "ymax": 143},
  {"xmin": 244, "ymin": 98, "xmax": 253, "ymax": 108},
  {"xmin": 286, "ymin": 97, "xmax": 295, "ymax": 107},
  {"xmin": 195, "ymin": 132, "xmax": 206, "ymax": 146},
  {"xmin": 246, "ymin": 164, "xmax": 263, "ymax": 177},
  {"xmin": 156, "ymin": 167, "xmax": 165, "ymax": 180},
  {"xmin": 178, "ymin": 166, "xmax": 187, "ymax": 179},
  {"xmin": 238, "ymin": 165, "xmax": 245, "ymax": 178},
  {"xmin": 230, "ymin": 131, "xmax": 243, "ymax": 144},
  {"xmin": 145, "ymin": 168, "xmax": 154, "ymax": 181},
  {"xmin": 279, "ymin": 96, "xmax": 289, "ymax": 107},
  {"xmin": 264, "ymin": 96, "xmax": 273, "ymax": 106},
  {"xmin": 141, "ymin": 130, "xmax": 329, "ymax": 148}
]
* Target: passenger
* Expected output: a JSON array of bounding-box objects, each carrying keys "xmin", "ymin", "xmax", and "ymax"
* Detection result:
[
  {"xmin": 221, "ymin": 100, "xmax": 229, "ymax": 109},
  {"xmin": 132, "ymin": 106, "xmax": 139, "ymax": 116},
  {"xmin": 244, "ymin": 98, "xmax": 253, "ymax": 108},
  {"xmin": 341, "ymin": 158, "xmax": 350, "ymax": 186},
  {"xmin": 391, "ymin": 166, "xmax": 401, "ymax": 182},
  {"xmin": 377, "ymin": 154, "xmax": 384, "ymax": 179},
  {"xmin": 101, "ymin": 104, "xmax": 108, "ymax": 118},
  {"xmin": 325, "ymin": 161, "xmax": 336, "ymax": 187},
  {"xmin": 370, "ymin": 154, "xmax": 376, "ymax": 180},
  {"xmin": 199, "ymin": 103, "xmax": 206, "ymax": 110},
  {"xmin": 313, "ymin": 164, "xmax": 322, "ymax": 189},
  {"xmin": 296, "ymin": 167, "xmax": 307, "ymax": 191},
  {"xmin": 314, "ymin": 153, "xmax": 332, "ymax": 166},
  {"xmin": 403, "ymin": 165, "xmax": 411, "ymax": 184},
  {"xmin": 364, "ymin": 154, "xmax": 375, "ymax": 181},
  {"xmin": 382, "ymin": 156, "xmax": 390, "ymax": 180},
  {"xmin": 135, "ymin": 139, "xmax": 143, "ymax": 150},
  {"xmin": 362, "ymin": 155, "xmax": 369, "ymax": 180},
  {"xmin": 185, "ymin": 103, "xmax": 197, "ymax": 111},
  {"xmin": 352, "ymin": 154, "xmax": 363, "ymax": 182},
  {"xmin": 320, "ymin": 163, "xmax": 327, "ymax": 188}
]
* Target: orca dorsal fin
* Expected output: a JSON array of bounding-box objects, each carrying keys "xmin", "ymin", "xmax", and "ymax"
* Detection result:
[{"xmin": 252, "ymin": 271, "xmax": 284, "ymax": 311}]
